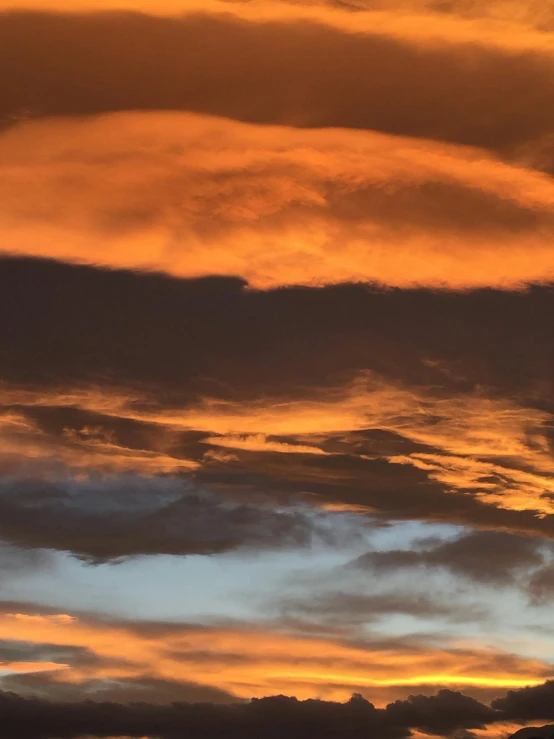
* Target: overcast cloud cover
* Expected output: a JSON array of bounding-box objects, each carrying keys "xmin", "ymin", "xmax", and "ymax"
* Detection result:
[{"xmin": 1, "ymin": 0, "xmax": 554, "ymax": 737}]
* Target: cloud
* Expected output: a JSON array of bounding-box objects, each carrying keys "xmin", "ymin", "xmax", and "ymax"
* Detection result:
[
  {"xmin": 6, "ymin": 372, "xmax": 553, "ymax": 517},
  {"xmin": 384, "ymin": 690, "xmax": 495, "ymax": 736},
  {"xmin": 353, "ymin": 530, "xmax": 547, "ymax": 585},
  {"xmin": 0, "ymin": 672, "xmax": 239, "ymax": 705},
  {"xmin": 0, "ymin": 476, "xmax": 346, "ymax": 561},
  {"xmin": 5, "ymin": 0, "xmax": 554, "ymax": 37},
  {"xmin": 2, "ymin": 0, "xmax": 554, "ymax": 721},
  {"xmin": 2, "ymin": 6, "xmax": 554, "ymax": 158},
  {"xmin": 493, "ymin": 681, "xmax": 554, "ymax": 721},
  {"xmin": 4, "ymin": 680, "xmax": 554, "ymax": 739},
  {"xmin": 3, "ymin": 259, "xmax": 553, "ymax": 403},
  {"xmin": 528, "ymin": 566, "xmax": 554, "ymax": 603},
  {"xmin": 0, "ymin": 406, "xmax": 199, "ymax": 477},
  {"xmin": 0, "ymin": 543, "xmax": 54, "ymax": 584},
  {"xmin": 0, "ymin": 672, "xmax": 552, "ymax": 738},
  {"xmin": 2, "ymin": 113, "xmax": 554, "ymax": 290},
  {"xmin": 278, "ymin": 590, "xmax": 488, "ymax": 628},
  {"xmin": 1, "ymin": 353, "xmax": 554, "ymax": 539},
  {"xmin": 0, "ymin": 606, "xmax": 547, "ymax": 704},
  {"xmin": 0, "ymin": 681, "xmax": 543, "ymax": 739},
  {"xmin": 0, "ymin": 690, "xmax": 405, "ymax": 739}
]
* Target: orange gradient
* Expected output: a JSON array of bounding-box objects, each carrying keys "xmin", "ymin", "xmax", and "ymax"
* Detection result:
[{"xmin": 0, "ymin": 610, "xmax": 549, "ymax": 703}]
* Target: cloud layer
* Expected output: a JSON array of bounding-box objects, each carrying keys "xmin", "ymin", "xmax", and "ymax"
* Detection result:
[
  {"xmin": 1, "ymin": 0, "xmax": 554, "ymax": 728},
  {"xmin": 2, "ymin": 112, "xmax": 554, "ymax": 289}
]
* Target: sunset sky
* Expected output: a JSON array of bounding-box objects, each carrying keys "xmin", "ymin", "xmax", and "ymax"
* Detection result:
[{"xmin": 1, "ymin": 0, "xmax": 554, "ymax": 737}]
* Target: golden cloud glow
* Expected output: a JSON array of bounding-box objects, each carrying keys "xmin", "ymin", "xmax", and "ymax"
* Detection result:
[
  {"xmin": 0, "ymin": 407, "xmax": 198, "ymax": 476},
  {"xmin": 4, "ymin": 0, "xmax": 554, "ymax": 54},
  {"xmin": 2, "ymin": 113, "xmax": 554, "ymax": 290},
  {"xmin": 0, "ymin": 661, "xmax": 69, "ymax": 674},
  {"xmin": 0, "ymin": 610, "xmax": 548, "ymax": 703},
  {"xmin": 1, "ymin": 373, "xmax": 554, "ymax": 517}
]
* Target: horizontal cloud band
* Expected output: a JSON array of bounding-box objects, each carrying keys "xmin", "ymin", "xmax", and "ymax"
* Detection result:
[{"xmin": 2, "ymin": 113, "xmax": 554, "ymax": 289}]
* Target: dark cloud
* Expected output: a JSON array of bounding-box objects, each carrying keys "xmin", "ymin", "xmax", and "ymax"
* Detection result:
[
  {"xmin": 508, "ymin": 727, "xmax": 554, "ymax": 739},
  {"xmin": 2, "ymin": 10, "xmax": 554, "ymax": 157},
  {"xmin": 6, "ymin": 679, "xmax": 554, "ymax": 739},
  {"xmin": 0, "ymin": 258, "xmax": 552, "ymax": 403},
  {"xmin": 0, "ymin": 673, "xmax": 239, "ymax": 705},
  {"xmin": 0, "ymin": 640, "xmax": 94, "ymax": 668},
  {"xmin": 0, "ymin": 476, "xmax": 342, "ymax": 561},
  {"xmin": 1, "ymin": 259, "xmax": 553, "ymax": 539},
  {"xmin": 197, "ymin": 450, "xmax": 554, "ymax": 540},
  {"xmin": 353, "ymin": 530, "xmax": 546, "ymax": 584},
  {"xmin": 0, "ymin": 686, "xmax": 498, "ymax": 739},
  {"xmin": 493, "ymin": 681, "xmax": 554, "ymax": 721},
  {"xmin": 384, "ymin": 690, "xmax": 495, "ymax": 736}
]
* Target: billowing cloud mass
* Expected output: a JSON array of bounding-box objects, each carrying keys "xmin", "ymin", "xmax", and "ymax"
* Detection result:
[
  {"xmin": 2, "ymin": 112, "xmax": 554, "ymax": 289},
  {"xmin": 1, "ymin": 0, "xmax": 554, "ymax": 735},
  {"xmin": 0, "ymin": 672, "xmax": 553, "ymax": 739}
]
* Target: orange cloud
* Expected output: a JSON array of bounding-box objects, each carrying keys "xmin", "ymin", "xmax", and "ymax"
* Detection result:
[
  {"xmin": 3, "ymin": 0, "xmax": 554, "ymax": 51},
  {"xmin": 0, "ymin": 406, "xmax": 197, "ymax": 477},
  {"xmin": 0, "ymin": 609, "xmax": 549, "ymax": 703},
  {"xmin": 2, "ymin": 373, "xmax": 554, "ymax": 518},
  {"xmin": 2, "ymin": 113, "xmax": 554, "ymax": 290},
  {"xmin": 0, "ymin": 661, "xmax": 69, "ymax": 674}
]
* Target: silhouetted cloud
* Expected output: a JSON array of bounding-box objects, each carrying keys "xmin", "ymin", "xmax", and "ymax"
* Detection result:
[
  {"xmin": 2, "ymin": 678, "xmax": 554, "ymax": 739},
  {"xmin": 0, "ymin": 687, "xmax": 496, "ymax": 739},
  {"xmin": 0, "ymin": 672, "xmax": 239, "ymax": 705},
  {"xmin": 493, "ymin": 681, "xmax": 554, "ymax": 721}
]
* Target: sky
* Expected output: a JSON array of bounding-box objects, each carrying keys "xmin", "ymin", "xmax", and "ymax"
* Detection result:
[{"xmin": 1, "ymin": 0, "xmax": 554, "ymax": 737}]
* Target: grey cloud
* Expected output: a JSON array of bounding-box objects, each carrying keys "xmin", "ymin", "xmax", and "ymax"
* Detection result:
[
  {"xmin": 0, "ymin": 476, "xmax": 343, "ymax": 562},
  {"xmin": 0, "ymin": 672, "xmax": 239, "ymax": 706},
  {"xmin": 352, "ymin": 530, "xmax": 546, "ymax": 584},
  {"xmin": 528, "ymin": 565, "xmax": 554, "ymax": 603},
  {"xmin": 279, "ymin": 590, "xmax": 487, "ymax": 627}
]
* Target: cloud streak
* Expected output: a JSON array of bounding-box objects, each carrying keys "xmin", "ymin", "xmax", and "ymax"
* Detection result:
[{"xmin": 0, "ymin": 606, "xmax": 549, "ymax": 705}]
